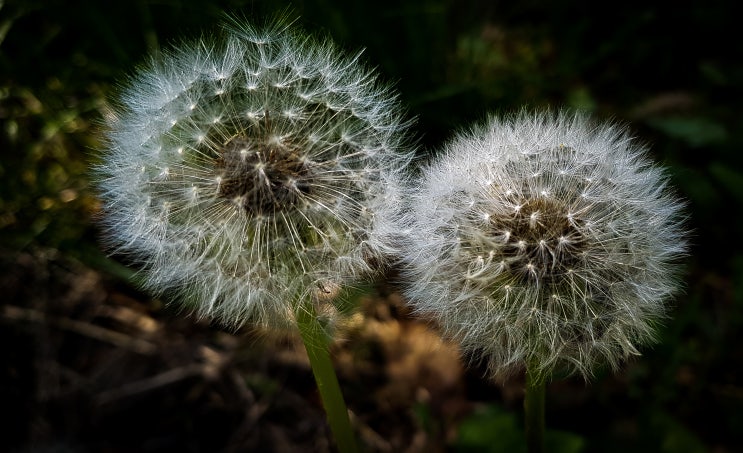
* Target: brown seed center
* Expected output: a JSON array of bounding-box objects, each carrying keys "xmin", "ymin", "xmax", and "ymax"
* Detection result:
[
  {"xmin": 216, "ymin": 135, "xmax": 310, "ymax": 215},
  {"xmin": 490, "ymin": 198, "xmax": 585, "ymax": 282}
]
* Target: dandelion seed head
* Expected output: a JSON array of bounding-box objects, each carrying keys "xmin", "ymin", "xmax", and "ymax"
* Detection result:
[
  {"xmin": 400, "ymin": 110, "xmax": 688, "ymax": 380},
  {"xmin": 96, "ymin": 18, "xmax": 412, "ymax": 329}
]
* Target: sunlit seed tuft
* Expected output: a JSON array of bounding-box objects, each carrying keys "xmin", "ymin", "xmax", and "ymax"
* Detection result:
[{"xmin": 96, "ymin": 17, "xmax": 413, "ymax": 329}]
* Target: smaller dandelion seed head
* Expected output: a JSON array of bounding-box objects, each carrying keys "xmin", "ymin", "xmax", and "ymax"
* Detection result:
[
  {"xmin": 399, "ymin": 110, "xmax": 688, "ymax": 381},
  {"xmin": 95, "ymin": 16, "xmax": 415, "ymax": 330}
]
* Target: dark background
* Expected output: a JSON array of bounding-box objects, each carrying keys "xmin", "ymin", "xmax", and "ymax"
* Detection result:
[{"xmin": 1, "ymin": 1, "xmax": 740, "ymax": 451}]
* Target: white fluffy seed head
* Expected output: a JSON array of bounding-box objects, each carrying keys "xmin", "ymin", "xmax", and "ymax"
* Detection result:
[
  {"xmin": 399, "ymin": 110, "xmax": 688, "ymax": 381},
  {"xmin": 96, "ymin": 18, "xmax": 412, "ymax": 329}
]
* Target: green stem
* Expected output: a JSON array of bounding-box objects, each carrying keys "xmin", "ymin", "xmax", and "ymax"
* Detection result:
[
  {"xmin": 295, "ymin": 300, "xmax": 359, "ymax": 453},
  {"xmin": 524, "ymin": 362, "xmax": 546, "ymax": 453}
]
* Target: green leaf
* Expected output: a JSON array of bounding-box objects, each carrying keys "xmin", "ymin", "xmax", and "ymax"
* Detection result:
[
  {"xmin": 708, "ymin": 162, "xmax": 743, "ymax": 205},
  {"xmin": 645, "ymin": 116, "xmax": 727, "ymax": 148},
  {"xmin": 455, "ymin": 405, "xmax": 585, "ymax": 453}
]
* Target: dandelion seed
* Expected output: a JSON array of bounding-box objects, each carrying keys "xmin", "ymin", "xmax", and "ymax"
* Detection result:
[
  {"xmin": 399, "ymin": 110, "xmax": 688, "ymax": 380},
  {"xmin": 96, "ymin": 18, "xmax": 412, "ymax": 329}
]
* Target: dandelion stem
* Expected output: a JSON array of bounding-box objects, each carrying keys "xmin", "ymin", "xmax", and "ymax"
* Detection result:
[
  {"xmin": 524, "ymin": 362, "xmax": 546, "ymax": 453},
  {"xmin": 296, "ymin": 300, "xmax": 359, "ymax": 453}
]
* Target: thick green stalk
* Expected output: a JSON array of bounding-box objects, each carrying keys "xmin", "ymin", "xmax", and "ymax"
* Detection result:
[
  {"xmin": 295, "ymin": 301, "xmax": 359, "ymax": 453},
  {"xmin": 524, "ymin": 363, "xmax": 546, "ymax": 453}
]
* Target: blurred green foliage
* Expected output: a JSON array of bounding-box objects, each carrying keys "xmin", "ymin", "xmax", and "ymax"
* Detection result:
[
  {"xmin": 1, "ymin": 0, "xmax": 741, "ymax": 451},
  {"xmin": 455, "ymin": 404, "xmax": 584, "ymax": 453}
]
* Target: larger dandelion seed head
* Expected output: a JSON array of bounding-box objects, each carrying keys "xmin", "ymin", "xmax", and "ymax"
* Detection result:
[
  {"xmin": 400, "ymin": 111, "xmax": 687, "ymax": 380},
  {"xmin": 96, "ymin": 18, "xmax": 412, "ymax": 328}
]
